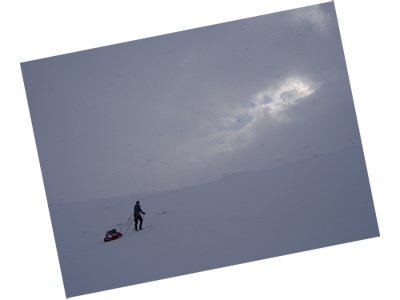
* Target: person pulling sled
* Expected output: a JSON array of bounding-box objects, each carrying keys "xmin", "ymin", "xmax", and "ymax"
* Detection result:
[{"xmin": 133, "ymin": 201, "xmax": 146, "ymax": 231}]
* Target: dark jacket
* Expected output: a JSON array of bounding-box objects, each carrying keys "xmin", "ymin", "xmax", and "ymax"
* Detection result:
[{"xmin": 134, "ymin": 203, "xmax": 145, "ymax": 216}]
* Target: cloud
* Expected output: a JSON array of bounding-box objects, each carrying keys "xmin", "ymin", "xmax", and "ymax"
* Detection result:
[
  {"xmin": 254, "ymin": 76, "xmax": 317, "ymax": 120},
  {"xmin": 291, "ymin": 4, "xmax": 332, "ymax": 33},
  {"xmin": 183, "ymin": 75, "xmax": 319, "ymax": 164},
  {"xmin": 22, "ymin": 2, "xmax": 352, "ymax": 198}
]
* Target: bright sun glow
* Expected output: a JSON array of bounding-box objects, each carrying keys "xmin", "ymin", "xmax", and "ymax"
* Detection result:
[
  {"xmin": 189, "ymin": 76, "xmax": 318, "ymax": 162},
  {"xmin": 253, "ymin": 76, "xmax": 317, "ymax": 119}
]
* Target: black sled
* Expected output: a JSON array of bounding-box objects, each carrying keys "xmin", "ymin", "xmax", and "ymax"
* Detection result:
[{"xmin": 104, "ymin": 228, "xmax": 122, "ymax": 242}]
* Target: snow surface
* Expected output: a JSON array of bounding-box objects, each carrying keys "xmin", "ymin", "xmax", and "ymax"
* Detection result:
[{"xmin": 49, "ymin": 142, "xmax": 379, "ymax": 298}]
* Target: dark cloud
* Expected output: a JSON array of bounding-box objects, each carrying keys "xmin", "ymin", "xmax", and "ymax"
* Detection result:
[{"xmin": 22, "ymin": 2, "xmax": 360, "ymax": 202}]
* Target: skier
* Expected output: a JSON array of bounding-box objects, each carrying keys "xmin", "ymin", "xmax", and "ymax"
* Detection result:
[{"xmin": 133, "ymin": 201, "xmax": 146, "ymax": 231}]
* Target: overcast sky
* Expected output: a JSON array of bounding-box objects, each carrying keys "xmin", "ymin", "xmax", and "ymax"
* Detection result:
[{"xmin": 21, "ymin": 2, "xmax": 362, "ymax": 203}]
